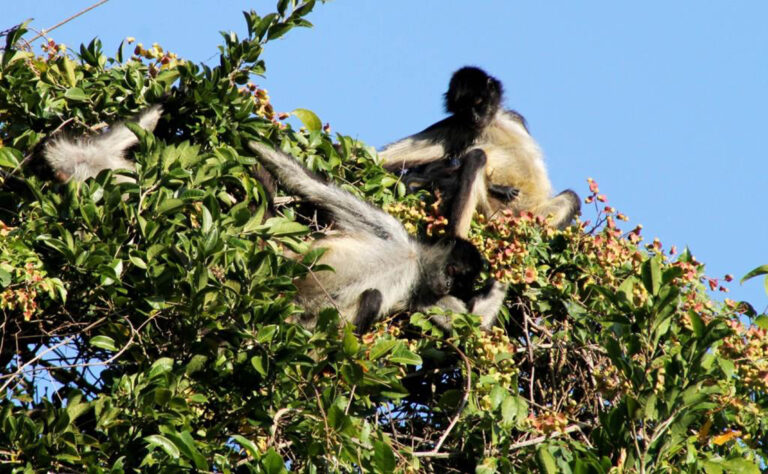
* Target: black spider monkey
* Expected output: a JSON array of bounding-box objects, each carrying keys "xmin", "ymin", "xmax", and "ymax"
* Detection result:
[
  {"xmin": 249, "ymin": 142, "xmax": 507, "ymax": 334},
  {"xmin": 379, "ymin": 66, "xmax": 580, "ymax": 238}
]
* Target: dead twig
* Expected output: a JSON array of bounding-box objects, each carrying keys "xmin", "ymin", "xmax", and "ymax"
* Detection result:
[
  {"xmin": 27, "ymin": 0, "xmax": 111, "ymax": 44},
  {"xmin": 412, "ymin": 336, "xmax": 472, "ymax": 457}
]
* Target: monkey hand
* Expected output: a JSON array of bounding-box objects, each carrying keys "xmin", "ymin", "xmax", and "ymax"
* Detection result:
[
  {"xmin": 488, "ymin": 184, "xmax": 520, "ymax": 202},
  {"xmin": 444, "ymin": 156, "xmax": 462, "ymax": 171},
  {"xmin": 469, "ymin": 279, "xmax": 509, "ymax": 331},
  {"xmin": 402, "ymin": 174, "xmax": 431, "ymax": 193}
]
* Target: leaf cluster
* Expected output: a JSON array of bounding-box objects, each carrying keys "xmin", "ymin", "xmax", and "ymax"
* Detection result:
[{"xmin": 1, "ymin": 2, "xmax": 767, "ymax": 473}]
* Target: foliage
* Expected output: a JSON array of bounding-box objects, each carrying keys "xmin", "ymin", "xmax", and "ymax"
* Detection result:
[{"xmin": 1, "ymin": 2, "xmax": 767, "ymax": 472}]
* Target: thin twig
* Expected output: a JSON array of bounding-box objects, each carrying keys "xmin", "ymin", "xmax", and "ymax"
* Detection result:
[
  {"xmin": 27, "ymin": 0, "xmax": 111, "ymax": 43},
  {"xmin": 0, "ymin": 316, "xmax": 105, "ymax": 394},
  {"xmin": 411, "ymin": 336, "xmax": 472, "ymax": 457},
  {"xmin": 5, "ymin": 118, "xmax": 73, "ymax": 179},
  {"xmin": 507, "ymin": 424, "xmax": 583, "ymax": 451}
]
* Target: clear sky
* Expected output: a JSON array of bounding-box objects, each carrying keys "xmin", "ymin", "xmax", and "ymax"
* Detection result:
[{"xmin": 5, "ymin": 1, "xmax": 767, "ymax": 308}]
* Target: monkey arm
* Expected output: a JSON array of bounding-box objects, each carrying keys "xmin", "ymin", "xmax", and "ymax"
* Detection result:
[
  {"xmin": 378, "ymin": 116, "xmax": 460, "ymax": 172},
  {"xmin": 378, "ymin": 136, "xmax": 448, "ymax": 172},
  {"xmin": 447, "ymin": 149, "xmax": 489, "ymax": 238}
]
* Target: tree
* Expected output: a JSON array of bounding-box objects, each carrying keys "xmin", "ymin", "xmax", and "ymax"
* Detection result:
[{"xmin": 1, "ymin": 2, "xmax": 766, "ymax": 472}]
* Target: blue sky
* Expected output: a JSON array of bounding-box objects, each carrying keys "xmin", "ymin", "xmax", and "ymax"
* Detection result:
[{"xmin": 5, "ymin": 1, "xmax": 767, "ymax": 308}]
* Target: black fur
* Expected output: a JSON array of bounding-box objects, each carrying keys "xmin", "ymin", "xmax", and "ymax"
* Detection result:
[
  {"xmin": 402, "ymin": 67, "xmax": 503, "ymax": 160},
  {"xmin": 445, "ymin": 66, "xmax": 503, "ymax": 130},
  {"xmin": 354, "ymin": 289, "xmax": 384, "ymax": 334},
  {"xmin": 445, "ymin": 237, "xmax": 485, "ymax": 302}
]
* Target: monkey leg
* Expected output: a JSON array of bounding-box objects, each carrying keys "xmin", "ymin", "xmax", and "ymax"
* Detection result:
[
  {"xmin": 447, "ymin": 149, "xmax": 490, "ymax": 238},
  {"xmin": 353, "ymin": 289, "xmax": 383, "ymax": 335},
  {"xmin": 535, "ymin": 189, "xmax": 581, "ymax": 229}
]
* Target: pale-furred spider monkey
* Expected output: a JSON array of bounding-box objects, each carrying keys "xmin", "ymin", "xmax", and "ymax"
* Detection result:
[{"xmin": 379, "ymin": 67, "xmax": 580, "ymax": 237}]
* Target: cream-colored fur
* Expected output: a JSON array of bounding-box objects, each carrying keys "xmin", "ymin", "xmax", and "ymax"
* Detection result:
[
  {"xmin": 43, "ymin": 105, "xmax": 163, "ymax": 183},
  {"xmin": 379, "ymin": 109, "xmax": 579, "ymax": 236}
]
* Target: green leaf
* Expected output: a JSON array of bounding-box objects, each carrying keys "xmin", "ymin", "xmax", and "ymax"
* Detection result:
[
  {"xmin": 149, "ymin": 357, "xmax": 174, "ymax": 377},
  {"xmin": 201, "ymin": 205, "xmax": 213, "ymax": 233},
  {"xmin": 62, "ymin": 57, "xmax": 77, "ymax": 87},
  {"xmin": 740, "ymin": 264, "xmax": 768, "ymax": 283},
  {"xmin": 277, "ymin": 0, "xmax": 290, "ymax": 16},
  {"xmin": 65, "ymin": 399, "xmax": 90, "ymax": 423},
  {"xmin": 721, "ymin": 458, "xmax": 760, "ymax": 474},
  {"xmin": 373, "ymin": 440, "xmax": 396, "ymax": 473},
  {"xmin": 231, "ymin": 434, "xmax": 259, "ymax": 458},
  {"xmin": 369, "ymin": 339, "xmax": 397, "ymax": 360},
  {"xmin": 256, "ymin": 324, "xmax": 278, "ymax": 343},
  {"xmin": 754, "ymin": 315, "xmax": 768, "ymax": 330},
  {"xmin": 617, "ymin": 276, "xmax": 635, "ymax": 303},
  {"xmin": 501, "ymin": 396, "xmax": 518, "ymax": 427},
  {"xmin": 0, "ymin": 268, "xmax": 11, "ymax": 287},
  {"xmin": 90, "ymin": 335, "xmax": 117, "ymax": 351},
  {"xmin": 641, "ymin": 255, "xmax": 662, "ymax": 295},
  {"xmin": 342, "ymin": 327, "xmax": 359, "ymax": 356},
  {"xmin": 703, "ymin": 461, "xmax": 724, "ymax": 474},
  {"xmin": 389, "ymin": 347, "xmax": 422, "ymax": 365},
  {"xmin": 64, "ymin": 87, "xmax": 89, "ymax": 102},
  {"xmin": 165, "ymin": 431, "xmax": 207, "ymax": 470},
  {"xmin": 262, "ymin": 448, "xmax": 286, "ymax": 474},
  {"xmin": 292, "ymin": 108, "xmax": 322, "ymax": 131},
  {"xmin": 689, "ymin": 310, "xmax": 705, "ymax": 338},
  {"xmin": 266, "ymin": 220, "xmax": 308, "ymax": 236},
  {"xmin": 717, "ymin": 358, "xmax": 735, "ymax": 378},
  {"xmin": 0, "ymin": 147, "xmax": 21, "ymax": 168},
  {"xmin": 144, "ymin": 434, "xmax": 180, "ymax": 459},
  {"xmin": 185, "ymin": 355, "xmax": 207, "ymax": 375},
  {"xmin": 157, "ymin": 198, "xmax": 185, "ymax": 215},
  {"xmin": 267, "ymin": 23, "xmax": 293, "ymax": 41},
  {"xmin": 129, "ymin": 254, "xmax": 147, "ymax": 269},
  {"xmin": 536, "ymin": 446, "xmax": 558, "ymax": 474},
  {"xmin": 251, "ymin": 356, "xmax": 267, "ymax": 377}
]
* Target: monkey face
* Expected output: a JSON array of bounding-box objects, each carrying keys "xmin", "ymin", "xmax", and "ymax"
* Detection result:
[
  {"xmin": 443, "ymin": 238, "xmax": 485, "ymax": 302},
  {"xmin": 445, "ymin": 66, "xmax": 503, "ymax": 129}
]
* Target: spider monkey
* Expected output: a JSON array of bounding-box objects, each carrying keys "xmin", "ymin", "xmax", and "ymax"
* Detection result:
[
  {"xmin": 249, "ymin": 142, "xmax": 508, "ymax": 334},
  {"xmin": 40, "ymin": 106, "xmax": 509, "ymax": 334},
  {"xmin": 379, "ymin": 66, "xmax": 580, "ymax": 237}
]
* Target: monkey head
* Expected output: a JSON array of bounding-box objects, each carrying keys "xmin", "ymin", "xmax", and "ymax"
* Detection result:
[
  {"xmin": 444, "ymin": 66, "xmax": 503, "ymax": 129},
  {"xmin": 417, "ymin": 237, "xmax": 485, "ymax": 307}
]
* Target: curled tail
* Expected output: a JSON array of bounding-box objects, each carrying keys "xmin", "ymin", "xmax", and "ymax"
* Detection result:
[
  {"xmin": 43, "ymin": 105, "xmax": 163, "ymax": 182},
  {"xmin": 248, "ymin": 141, "xmax": 407, "ymax": 242}
]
